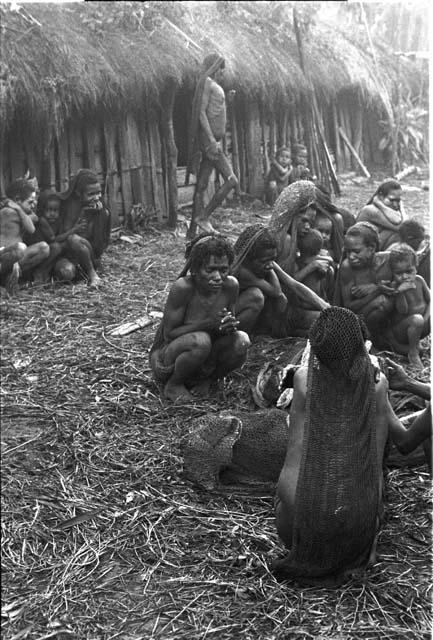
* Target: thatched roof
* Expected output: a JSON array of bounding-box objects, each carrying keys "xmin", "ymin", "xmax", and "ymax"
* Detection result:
[{"xmin": 0, "ymin": 1, "xmax": 425, "ymax": 142}]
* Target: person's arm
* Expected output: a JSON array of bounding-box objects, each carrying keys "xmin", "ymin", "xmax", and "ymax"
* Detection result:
[
  {"xmin": 15, "ymin": 208, "xmax": 36, "ymax": 235},
  {"xmin": 39, "ymin": 219, "xmax": 56, "ymax": 244},
  {"xmin": 385, "ymin": 357, "xmax": 431, "ymax": 399},
  {"xmin": 420, "ymin": 276, "xmax": 430, "ymax": 324},
  {"xmin": 387, "ymin": 398, "xmax": 431, "ymax": 454},
  {"xmin": 199, "ymin": 78, "xmax": 217, "ymax": 149},
  {"xmin": 272, "ymin": 261, "xmax": 329, "ymax": 311},
  {"xmin": 271, "ymin": 159, "xmax": 289, "ymax": 178},
  {"xmin": 239, "ymin": 266, "xmax": 286, "ymax": 300},
  {"xmin": 293, "ymin": 260, "xmax": 327, "ymax": 283},
  {"xmin": 394, "ymin": 291, "xmax": 409, "ymax": 315},
  {"xmin": 358, "ymin": 202, "xmax": 402, "ymax": 231}
]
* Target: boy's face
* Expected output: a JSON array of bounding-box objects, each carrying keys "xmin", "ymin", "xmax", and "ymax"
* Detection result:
[
  {"xmin": 17, "ymin": 191, "xmax": 37, "ymax": 215},
  {"xmin": 277, "ymin": 151, "xmax": 291, "ymax": 168},
  {"xmin": 297, "ymin": 208, "xmax": 316, "ymax": 237},
  {"xmin": 43, "ymin": 199, "xmax": 60, "ymax": 224},
  {"xmin": 195, "ymin": 254, "xmax": 230, "ymax": 291},
  {"xmin": 345, "ymin": 235, "xmax": 375, "ymax": 269},
  {"xmin": 392, "ymin": 258, "xmax": 417, "ymax": 285},
  {"xmin": 315, "ymin": 217, "xmax": 332, "ymax": 245},
  {"xmin": 295, "ymin": 151, "xmax": 308, "ymax": 166},
  {"xmin": 248, "ymin": 248, "xmax": 277, "ymax": 278},
  {"xmin": 382, "ymin": 188, "xmax": 402, "ymax": 211},
  {"xmin": 81, "ymin": 182, "xmax": 102, "ymax": 209}
]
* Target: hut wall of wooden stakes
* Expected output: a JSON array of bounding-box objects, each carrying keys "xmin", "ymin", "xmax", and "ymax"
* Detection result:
[{"xmin": 1, "ymin": 2, "xmax": 427, "ymax": 225}]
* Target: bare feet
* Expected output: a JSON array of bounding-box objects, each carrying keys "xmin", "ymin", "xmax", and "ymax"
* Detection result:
[
  {"xmin": 196, "ymin": 218, "xmax": 215, "ymax": 234},
  {"xmin": 191, "ymin": 378, "xmax": 213, "ymax": 397},
  {"xmin": 89, "ymin": 273, "xmax": 101, "ymax": 288},
  {"xmin": 5, "ymin": 263, "xmax": 21, "ymax": 295},
  {"xmin": 408, "ymin": 349, "xmax": 423, "ymax": 369},
  {"xmin": 164, "ymin": 380, "xmax": 193, "ymax": 402}
]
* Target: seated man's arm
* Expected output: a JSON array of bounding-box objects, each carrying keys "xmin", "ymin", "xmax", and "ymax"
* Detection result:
[
  {"xmin": 238, "ymin": 266, "xmax": 285, "ymax": 300},
  {"xmin": 272, "ymin": 261, "xmax": 328, "ymax": 311},
  {"xmin": 420, "ymin": 276, "xmax": 430, "ymax": 323},
  {"xmin": 294, "ymin": 260, "xmax": 326, "ymax": 283},
  {"xmin": 163, "ymin": 278, "xmax": 230, "ymax": 340}
]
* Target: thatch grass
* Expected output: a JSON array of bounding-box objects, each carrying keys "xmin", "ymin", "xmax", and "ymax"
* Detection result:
[
  {"xmin": 1, "ymin": 1, "xmax": 425, "ymax": 142},
  {"xmin": 1, "ymin": 181, "xmax": 431, "ymax": 639}
]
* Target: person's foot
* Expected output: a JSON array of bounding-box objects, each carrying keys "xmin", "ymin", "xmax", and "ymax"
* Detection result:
[
  {"xmin": 164, "ymin": 381, "xmax": 193, "ymax": 402},
  {"xmin": 89, "ymin": 273, "xmax": 101, "ymax": 288},
  {"xmin": 190, "ymin": 378, "xmax": 213, "ymax": 397},
  {"xmin": 408, "ymin": 349, "xmax": 423, "ymax": 369},
  {"xmin": 5, "ymin": 262, "xmax": 21, "ymax": 295},
  {"xmin": 196, "ymin": 218, "xmax": 215, "ymax": 234}
]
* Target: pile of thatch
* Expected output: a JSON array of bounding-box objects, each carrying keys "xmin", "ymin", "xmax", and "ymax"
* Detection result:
[{"xmin": 1, "ymin": 1, "xmax": 424, "ymax": 146}]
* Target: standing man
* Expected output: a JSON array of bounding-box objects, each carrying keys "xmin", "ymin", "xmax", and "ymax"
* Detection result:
[{"xmin": 186, "ymin": 53, "xmax": 238, "ymax": 237}]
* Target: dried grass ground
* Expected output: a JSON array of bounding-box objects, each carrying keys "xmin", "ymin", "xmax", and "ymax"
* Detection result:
[{"xmin": 1, "ymin": 179, "xmax": 431, "ymax": 640}]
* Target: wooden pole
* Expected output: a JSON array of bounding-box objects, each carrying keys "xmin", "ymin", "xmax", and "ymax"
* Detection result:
[
  {"xmin": 338, "ymin": 127, "xmax": 371, "ymax": 179},
  {"xmin": 229, "ymin": 102, "xmax": 241, "ymax": 196},
  {"xmin": 160, "ymin": 81, "xmax": 179, "ymax": 228}
]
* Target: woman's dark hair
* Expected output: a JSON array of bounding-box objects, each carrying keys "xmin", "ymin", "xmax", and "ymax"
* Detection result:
[
  {"xmin": 186, "ymin": 233, "xmax": 234, "ymax": 273},
  {"xmin": 345, "ymin": 222, "xmax": 380, "ymax": 251}
]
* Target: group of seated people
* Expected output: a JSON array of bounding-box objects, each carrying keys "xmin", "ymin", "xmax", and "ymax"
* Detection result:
[
  {"xmin": 149, "ymin": 175, "xmax": 430, "ymax": 585},
  {"xmin": 0, "ymin": 169, "xmax": 111, "ymax": 291},
  {"xmin": 151, "ymin": 177, "xmax": 430, "ymax": 404}
]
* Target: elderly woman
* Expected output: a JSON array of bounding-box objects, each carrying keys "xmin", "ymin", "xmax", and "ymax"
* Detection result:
[
  {"xmin": 269, "ymin": 180, "xmax": 344, "ymax": 275},
  {"xmin": 356, "ymin": 179, "xmax": 407, "ymax": 251}
]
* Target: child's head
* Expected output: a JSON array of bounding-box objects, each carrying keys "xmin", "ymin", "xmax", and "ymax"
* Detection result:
[
  {"xmin": 235, "ymin": 224, "xmax": 277, "ymax": 277},
  {"xmin": 398, "ymin": 219, "xmax": 425, "ymax": 251},
  {"xmin": 37, "ymin": 191, "xmax": 61, "ymax": 224},
  {"xmin": 389, "ymin": 243, "xmax": 417, "ymax": 284},
  {"xmin": 5, "ymin": 179, "xmax": 37, "ymax": 214},
  {"xmin": 344, "ymin": 222, "xmax": 379, "ymax": 269},
  {"xmin": 298, "ymin": 229, "xmax": 323, "ymax": 258},
  {"xmin": 292, "ymin": 143, "xmax": 308, "ymax": 166},
  {"xmin": 72, "ymin": 170, "xmax": 102, "ymax": 208},
  {"xmin": 275, "ymin": 146, "xmax": 291, "ymax": 168},
  {"xmin": 314, "ymin": 213, "xmax": 333, "ymax": 246}
]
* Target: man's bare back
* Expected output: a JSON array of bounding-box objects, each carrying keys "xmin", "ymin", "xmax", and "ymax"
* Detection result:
[{"xmin": 203, "ymin": 77, "xmax": 226, "ymax": 142}]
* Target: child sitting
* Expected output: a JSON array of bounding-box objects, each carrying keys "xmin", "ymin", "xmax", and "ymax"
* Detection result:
[
  {"xmin": 265, "ymin": 147, "xmax": 292, "ymax": 206},
  {"xmin": 295, "ymin": 229, "xmax": 335, "ymax": 301},
  {"xmin": 288, "ymin": 144, "xmax": 313, "ymax": 184},
  {"xmin": 388, "ymin": 219, "xmax": 430, "ymax": 287},
  {"xmin": 314, "ymin": 213, "xmax": 337, "ymax": 262},
  {"xmin": 384, "ymin": 244, "xmax": 430, "ymax": 368},
  {"xmin": 24, "ymin": 191, "xmax": 65, "ymax": 283}
]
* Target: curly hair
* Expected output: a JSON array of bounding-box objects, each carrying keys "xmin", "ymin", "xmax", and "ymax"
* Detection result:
[
  {"xmin": 185, "ymin": 233, "xmax": 235, "ymax": 273},
  {"xmin": 5, "ymin": 179, "xmax": 36, "ymax": 202},
  {"xmin": 345, "ymin": 222, "xmax": 380, "ymax": 251},
  {"xmin": 389, "ymin": 243, "xmax": 417, "ymax": 270},
  {"xmin": 398, "ymin": 219, "xmax": 425, "ymax": 242}
]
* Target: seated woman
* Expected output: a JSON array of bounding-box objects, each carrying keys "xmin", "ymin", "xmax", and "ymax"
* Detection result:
[
  {"xmin": 384, "ymin": 244, "xmax": 430, "ymax": 368},
  {"xmin": 334, "ymin": 222, "xmax": 395, "ymax": 344},
  {"xmin": 232, "ymin": 224, "xmax": 328, "ymax": 338},
  {"xmin": 264, "ymin": 147, "xmax": 292, "ymax": 206},
  {"xmin": 356, "ymin": 179, "xmax": 407, "ymax": 250},
  {"xmin": 149, "ymin": 234, "xmax": 250, "ymax": 402},
  {"xmin": 269, "ymin": 180, "xmax": 344, "ymax": 275},
  {"xmin": 274, "ymin": 308, "xmax": 403, "ymax": 585},
  {"xmin": 54, "ymin": 169, "xmax": 111, "ymax": 287}
]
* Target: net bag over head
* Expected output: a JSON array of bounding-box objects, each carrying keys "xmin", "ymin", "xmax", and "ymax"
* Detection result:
[{"xmin": 273, "ymin": 306, "xmax": 379, "ymax": 585}]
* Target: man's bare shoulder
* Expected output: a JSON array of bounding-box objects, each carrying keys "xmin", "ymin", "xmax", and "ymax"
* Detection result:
[
  {"xmin": 357, "ymin": 204, "xmax": 377, "ymax": 218},
  {"xmin": 168, "ymin": 277, "xmax": 195, "ymax": 301},
  {"xmin": 0, "ymin": 205, "xmax": 20, "ymax": 219},
  {"xmin": 224, "ymin": 274, "xmax": 239, "ymax": 291},
  {"xmin": 339, "ymin": 259, "xmax": 353, "ymax": 280},
  {"xmin": 374, "ymin": 371, "xmax": 389, "ymax": 396}
]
